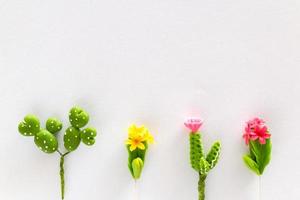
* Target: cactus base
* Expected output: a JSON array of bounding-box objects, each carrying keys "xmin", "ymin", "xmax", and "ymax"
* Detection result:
[{"xmin": 198, "ymin": 174, "xmax": 206, "ymax": 200}]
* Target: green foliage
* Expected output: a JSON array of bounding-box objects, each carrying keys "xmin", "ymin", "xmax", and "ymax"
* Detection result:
[
  {"xmin": 69, "ymin": 106, "xmax": 89, "ymax": 128},
  {"xmin": 127, "ymin": 142, "xmax": 148, "ymax": 179},
  {"xmin": 189, "ymin": 133, "xmax": 221, "ymax": 175},
  {"xmin": 46, "ymin": 118, "xmax": 63, "ymax": 134},
  {"xmin": 243, "ymin": 139, "xmax": 272, "ymax": 175},
  {"xmin": 243, "ymin": 155, "xmax": 260, "ymax": 175},
  {"xmin": 18, "ymin": 115, "xmax": 40, "ymax": 136}
]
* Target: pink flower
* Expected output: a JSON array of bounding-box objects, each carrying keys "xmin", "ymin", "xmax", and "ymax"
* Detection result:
[
  {"xmin": 243, "ymin": 117, "xmax": 271, "ymax": 145},
  {"xmin": 184, "ymin": 118, "xmax": 203, "ymax": 133}
]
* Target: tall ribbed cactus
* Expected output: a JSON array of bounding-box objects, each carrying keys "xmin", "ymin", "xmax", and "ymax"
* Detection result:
[
  {"xmin": 185, "ymin": 118, "xmax": 221, "ymax": 200},
  {"xmin": 18, "ymin": 106, "xmax": 97, "ymax": 199}
]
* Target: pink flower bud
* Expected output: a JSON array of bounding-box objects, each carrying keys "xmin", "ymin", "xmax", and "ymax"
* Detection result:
[{"xmin": 184, "ymin": 118, "xmax": 203, "ymax": 133}]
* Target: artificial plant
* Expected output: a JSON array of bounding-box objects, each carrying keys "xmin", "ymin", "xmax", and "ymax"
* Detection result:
[
  {"xmin": 242, "ymin": 117, "xmax": 272, "ymax": 176},
  {"xmin": 125, "ymin": 124, "xmax": 154, "ymax": 180},
  {"xmin": 184, "ymin": 118, "xmax": 221, "ymax": 200},
  {"xmin": 18, "ymin": 106, "xmax": 97, "ymax": 199}
]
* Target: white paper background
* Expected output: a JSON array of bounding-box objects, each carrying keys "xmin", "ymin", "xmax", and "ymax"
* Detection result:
[{"xmin": 0, "ymin": 0, "xmax": 300, "ymax": 199}]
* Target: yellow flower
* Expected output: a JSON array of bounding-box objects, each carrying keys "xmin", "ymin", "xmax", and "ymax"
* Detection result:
[
  {"xmin": 128, "ymin": 124, "xmax": 146, "ymax": 138},
  {"xmin": 144, "ymin": 130, "xmax": 154, "ymax": 144},
  {"xmin": 126, "ymin": 135, "xmax": 146, "ymax": 151},
  {"xmin": 126, "ymin": 124, "xmax": 154, "ymax": 151}
]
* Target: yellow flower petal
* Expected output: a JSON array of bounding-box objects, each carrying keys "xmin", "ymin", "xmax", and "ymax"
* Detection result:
[
  {"xmin": 125, "ymin": 139, "xmax": 133, "ymax": 145},
  {"xmin": 144, "ymin": 131, "xmax": 154, "ymax": 144},
  {"xmin": 137, "ymin": 143, "xmax": 145, "ymax": 150},
  {"xmin": 130, "ymin": 144, "xmax": 137, "ymax": 151}
]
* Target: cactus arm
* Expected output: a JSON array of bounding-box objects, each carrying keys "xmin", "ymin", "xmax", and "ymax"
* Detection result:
[{"xmin": 206, "ymin": 141, "xmax": 221, "ymax": 170}]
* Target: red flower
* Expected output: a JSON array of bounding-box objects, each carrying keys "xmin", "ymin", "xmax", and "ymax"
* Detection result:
[{"xmin": 243, "ymin": 118, "xmax": 271, "ymax": 145}]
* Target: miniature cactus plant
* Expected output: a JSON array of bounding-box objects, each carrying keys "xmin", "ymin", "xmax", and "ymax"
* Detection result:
[
  {"xmin": 184, "ymin": 118, "xmax": 221, "ymax": 200},
  {"xmin": 125, "ymin": 124, "xmax": 154, "ymax": 180},
  {"xmin": 18, "ymin": 106, "xmax": 97, "ymax": 199},
  {"xmin": 242, "ymin": 118, "xmax": 272, "ymax": 175}
]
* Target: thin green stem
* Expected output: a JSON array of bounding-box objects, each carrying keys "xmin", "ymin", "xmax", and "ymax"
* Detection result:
[
  {"xmin": 259, "ymin": 176, "xmax": 262, "ymax": 200},
  {"xmin": 59, "ymin": 152, "xmax": 70, "ymax": 200},
  {"xmin": 198, "ymin": 174, "xmax": 206, "ymax": 200}
]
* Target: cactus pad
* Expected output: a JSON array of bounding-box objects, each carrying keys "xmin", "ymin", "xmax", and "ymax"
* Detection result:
[
  {"xmin": 34, "ymin": 129, "xmax": 58, "ymax": 153},
  {"xmin": 69, "ymin": 106, "xmax": 89, "ymax": 128},
  {"xmin": 63, "ymin": 126, "xmax": 81, "ymax": 151},
  {"xmin": 46, "ymin": 118, "xmax": 63, "ymax": 134},
  {"xmin": 80, "ymin": 127, "xmax": 97, "ymax": 146},
  {"xmin": 18, "ymin": 115, "xmax": 40, "ymax": 136}
]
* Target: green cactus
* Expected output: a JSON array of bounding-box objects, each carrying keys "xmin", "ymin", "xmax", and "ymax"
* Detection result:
[
  {"xmin": 69, "ymin": 106, "xmax": 89, "ymax": 128},
  {"xmin": 64, "ymin": 127, "xmax": 81, "ymax": 151},
  {"xmin": 46, "ymin": 118, "xmax": 63, "ymax": 134},
  {"xmin": 190, "ymin": 134, "xmax": 204, "ymax": 171},
  {"xmin": 81, "ymin": 127, "xmax": 97, "ymax": 146},
  {"xmin": 18, "ymin": 106, "xmax": 97, "ymax": 199},
  {"xmin": 18, "ymin": 115, "xmax": 40, "ymax": 136},
  {"xmin": 189, "ymin": 133, "xmax": 221, "ymax": 200},
  {"xmin": 34, "ymin": 129, "xmax": 58, "ymax": 153}
]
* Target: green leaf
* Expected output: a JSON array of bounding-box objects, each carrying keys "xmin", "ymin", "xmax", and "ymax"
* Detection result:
[
  {"xmin": 243, "ymin": 155, "xmax": 260, "ymax": 175},
  {"xmin": 249, "ymin": 139, "xmax": 272, "ymax": 174},
  {"xmin": 126, "ymin": 143, "xmax": 148, "ymax": 179},
  {"xmin": 206, "ymin": 141, "xmax": 221, "ymax": 170},
  {"xmin": 132, "ymin": 158, "xmax": 144, "ymax": 179}
]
